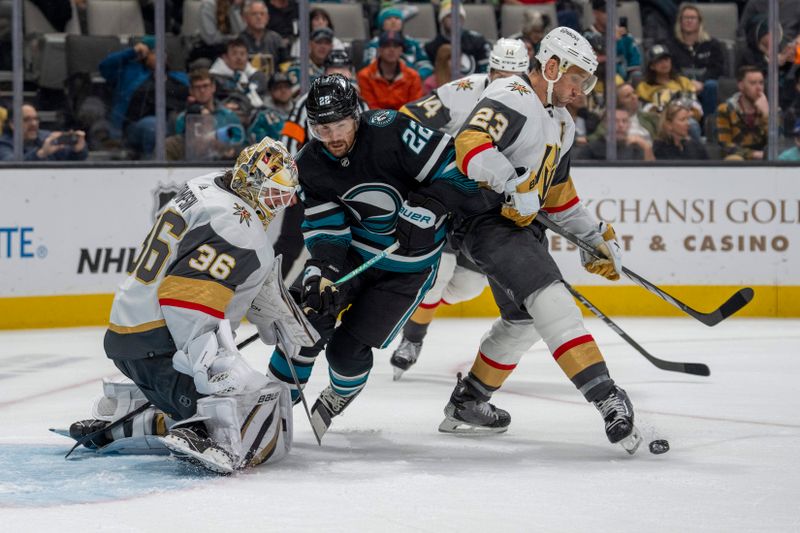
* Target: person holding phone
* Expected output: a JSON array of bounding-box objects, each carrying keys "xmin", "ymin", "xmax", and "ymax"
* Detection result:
[{"xmin": 0, "ymin": 103, "xmax": 88, "ymax": 161}]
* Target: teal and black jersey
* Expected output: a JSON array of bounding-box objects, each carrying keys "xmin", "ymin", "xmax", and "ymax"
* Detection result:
[{"xmin": 297, "ymin": 109, "xmax": 478, "ymax": 273}]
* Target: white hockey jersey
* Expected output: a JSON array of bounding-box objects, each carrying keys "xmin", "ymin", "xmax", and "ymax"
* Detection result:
[
  {"xmin": 454, "ymin": 74, "xmax": 581, "ymax": 226},
  {"xmin": 105, "ymin": 173, "xmax": 274, "ymax": 360},
  {"xmin": 400, "ymin": 74, "xmax": 490, "ymax": 137}
]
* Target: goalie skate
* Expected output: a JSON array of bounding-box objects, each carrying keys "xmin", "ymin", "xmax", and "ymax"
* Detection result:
[
  {"xmin": 390, "ymin": 338, "xmax": 422, "ymax": 381},
  {"xmin": 160, "ymin": 426, "xmax": 235, "ymax": 475}
]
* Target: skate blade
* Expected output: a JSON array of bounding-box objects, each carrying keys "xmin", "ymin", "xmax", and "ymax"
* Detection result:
[
  {"xmin": 618, "ymin": 426, "xmax": 643, "ymax": 455},
  {"xmin": 49, "ymin": 428, "xmax": 72, "ymax": 438},
  {"xmin": 159, "ymin": 437, "xmax": 234, "ymax": 475},
  {"xmin": 438, "ymin": 416, "xmax": 508, "ymax": 435},
  {"xmin": 392, "ymin": 366, "xmax": 406, "ymax": 381}
]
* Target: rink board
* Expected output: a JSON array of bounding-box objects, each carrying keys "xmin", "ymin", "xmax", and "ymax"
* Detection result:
[{"xmin": 1, "ymin": 166, "xmax": 798, "ymax": 328}]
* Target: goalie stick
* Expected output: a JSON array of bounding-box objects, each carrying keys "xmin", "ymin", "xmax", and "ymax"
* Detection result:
[
  {"xmin": 536, "ymin": 212, "xmax": 754, "ymax": 326},
  {"xmin": 565, "ymin": 282, "xmax": 710, "ymax": 376}
]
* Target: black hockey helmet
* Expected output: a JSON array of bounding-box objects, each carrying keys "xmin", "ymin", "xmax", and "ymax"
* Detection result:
[{"xmin": 306, "ymin": 74, "xmax": 360, "ymax": 126}]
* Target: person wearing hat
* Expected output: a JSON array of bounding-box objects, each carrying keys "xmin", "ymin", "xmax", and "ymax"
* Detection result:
[
  {"xmin": 425, "ymin": 0, "xmax": 492, "ymax": 77},
  {"xmin": 586, "ymin": 0, "xmax": 641, "ymax": 82},
  {"xmin": 636, "ymin": 43, "xmax": 702, "ymax": 123},
  {"xmin": 778, "ymin": 119, "xmax": 800, "ymax": 161},
  {"xmin": 286, "ymin": 27, "xmax": 335, "ymax": 95},
  {"xmin": 247, "ymin": 71, "xmax": 294, "ymax": 144},
  {"xmin": 362, "ymin": 6, "xmax": 433, "ymax": 80},
  {"xmin": 289, "ymin": 7, "xmax": 346, "ymax": 58},
  {"xmin": 357, "ymin": 30, "xmax": 423, "ymax": 111}
]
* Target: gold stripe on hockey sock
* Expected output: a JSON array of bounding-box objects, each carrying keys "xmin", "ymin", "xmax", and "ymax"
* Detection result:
[
  {"xmin": 470, "ymin": 351, "xmax": 517, "ymax": 389},
  {"xmin": 108, "ymin": 319, "xmax": 167, "ymax": 334},
  {"xmin": 410, "ymin": 305, "xmax": 438, "ymax": 325},
  {"xmin": 552, "ymin": 335, "xmax": 605, "ymax": 379}
]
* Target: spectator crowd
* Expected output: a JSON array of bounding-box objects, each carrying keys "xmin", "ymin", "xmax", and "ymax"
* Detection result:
[{"xmin": 2, "ymin": 0, "xmax": 800, "ymax": 162}]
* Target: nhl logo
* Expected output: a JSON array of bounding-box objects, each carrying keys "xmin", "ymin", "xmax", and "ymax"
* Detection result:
[{"xmin": 341, "ymin": 157, "xmax": 350, "ymax": 167}]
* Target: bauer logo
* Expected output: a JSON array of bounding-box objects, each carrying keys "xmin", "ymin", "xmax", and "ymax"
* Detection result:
[{"xmin": 0, "ymin": 226, "xmax": 47, "ymax": 259}]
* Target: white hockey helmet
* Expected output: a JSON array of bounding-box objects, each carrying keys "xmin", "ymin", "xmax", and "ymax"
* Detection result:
[
  {"xmin": 489, "ymin": 38, "xmax": 530, "ymax": 73},
  {"xmin": 231, "ymin": 138, "xmax": 299, "ymax": 228},
  {"xmin": 535, "ymin": 26, "xmax": 599, "ymax": 104}
]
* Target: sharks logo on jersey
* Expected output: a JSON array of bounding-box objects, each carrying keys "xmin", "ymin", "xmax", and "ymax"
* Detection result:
[{"xmin": 340, "ymin": 184, "xmax": 403, "ymax": 235}]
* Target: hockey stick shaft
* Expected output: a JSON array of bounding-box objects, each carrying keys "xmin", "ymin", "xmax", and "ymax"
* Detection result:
[
  {"xmin": 65, "ymin": 334, "xmax": 267, "ymax": 459},
  {"xmin": 333, "ymin": 241, "xmax": 401, "ymax": 286},
  {"xmin": 565, "ymin": 282, "xmax": 710, "ymax": 376},
  {"xmin": 535, "ymin": 212, "xmax": 753, "ymax": 326}
]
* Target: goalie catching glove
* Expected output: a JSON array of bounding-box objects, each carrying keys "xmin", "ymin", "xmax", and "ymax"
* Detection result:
[
  {"xmin": 173, "ymin": 320, "xmax": 268, "ymax": 396},
  {"xmin": 581, "ymin": 221, "xmax": 623, "ymax": 281}
]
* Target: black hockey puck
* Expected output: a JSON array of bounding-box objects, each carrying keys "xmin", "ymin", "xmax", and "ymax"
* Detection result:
[{"xmin": 649, "ymin": 439, "xmax": 670, "ymax": 454}]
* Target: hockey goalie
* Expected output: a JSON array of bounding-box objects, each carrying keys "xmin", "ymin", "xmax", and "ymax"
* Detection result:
[{"xmin": 61, "ymin": 139, "xmax": 317, "ymax": 474}]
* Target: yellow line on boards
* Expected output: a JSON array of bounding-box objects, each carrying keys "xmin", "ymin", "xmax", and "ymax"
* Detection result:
[{"xmin": 0, "ymin": 286, "xmax": 798, "ymax": 329}]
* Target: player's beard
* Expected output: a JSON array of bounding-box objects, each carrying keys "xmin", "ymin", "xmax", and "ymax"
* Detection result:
[{"xmin": 324, "ymin": 138, "xmax": 353, "ymax": 157}]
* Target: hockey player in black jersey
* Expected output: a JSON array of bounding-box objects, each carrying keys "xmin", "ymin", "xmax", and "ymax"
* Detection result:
[{"xmin": 266, "ymin": 74, "xmax": 478, "ymax": 438}]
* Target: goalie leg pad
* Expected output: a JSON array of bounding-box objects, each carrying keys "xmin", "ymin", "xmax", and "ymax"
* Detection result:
[
  {"xmin": 91, "ymin": 377, "xmax": 150, "ymax": 421},
  {"xmin": 196, "ymin": 380, "xmax": 293, "ymax": 470},
  {"xmin": 524, "ymin": 282, "xmax": 614, "ymax": 401}
]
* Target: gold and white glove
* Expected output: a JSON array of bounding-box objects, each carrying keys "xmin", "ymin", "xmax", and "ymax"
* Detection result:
[
  {"xmin": 580, "ymin": 222, "xmax": 622, "ymax": 281},
  {"xmin": 500, "ymin": 169, "xmax": 540, "ymax": 227}
]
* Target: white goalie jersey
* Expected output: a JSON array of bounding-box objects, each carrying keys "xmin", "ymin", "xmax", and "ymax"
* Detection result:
[
  {"xmin": 104, "ymin": 173, "xmax": 274, "ymax": 360},
  {"xmin": 454, "ymin": 74, "xmax": 586, "ymax": 227},
  {"xmin": 400, "ymin": 74, "xmax": 491, "ymax": 137}
]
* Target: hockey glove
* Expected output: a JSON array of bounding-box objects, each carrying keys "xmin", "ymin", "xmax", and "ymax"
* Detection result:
[
  {"xmin": 501, "ymin": 169, "xmax": 541, "ymax": 227},
  {"xmin": 395, "ymin": 192, "xmax": 448, "ymax": 255},
  {"xmin": 301, "ymin": 261, "xmax": 342, "ymax": 317},
  {"xmin": 580, "ymin": 222, "xmax": 623, "ymax": 281}
]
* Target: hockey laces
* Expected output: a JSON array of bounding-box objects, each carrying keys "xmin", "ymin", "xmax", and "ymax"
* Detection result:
[{"xmin": 595, "ymin": 389, "xmax": 626, "ymax": 419}]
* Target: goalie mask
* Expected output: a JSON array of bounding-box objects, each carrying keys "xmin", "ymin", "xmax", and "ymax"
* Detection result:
[
  {"xmin": 535, "ymin": 26, "xmax": 599, "ymax": 105},
  {"xmin": 231, "ymin": 138, "xmax": 299, "ymax": 228}
]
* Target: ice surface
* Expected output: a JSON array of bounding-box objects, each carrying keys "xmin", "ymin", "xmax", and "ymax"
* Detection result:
[{"xmin": 0, "ymin": 318, "xmax": 798, "ymax": 532}]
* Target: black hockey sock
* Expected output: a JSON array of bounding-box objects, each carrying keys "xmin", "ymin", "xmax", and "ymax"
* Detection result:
[
  {"xmin": 403, "ymin": 319, "xmax": 430, "ymax": 344},
  {"xmin": 460, "ymin": 372, "xmax": 496, "ymax": 402}
]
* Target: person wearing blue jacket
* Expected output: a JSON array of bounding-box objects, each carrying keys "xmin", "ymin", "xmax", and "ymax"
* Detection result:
[{"xmin": 99, "ymin": 36, "xmax": 189, "ymax": 158}]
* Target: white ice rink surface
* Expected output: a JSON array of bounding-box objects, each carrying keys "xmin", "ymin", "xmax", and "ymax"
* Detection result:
[{"xmin": 1, "ymin": 317, "xmax": 798, "ymax": 532}]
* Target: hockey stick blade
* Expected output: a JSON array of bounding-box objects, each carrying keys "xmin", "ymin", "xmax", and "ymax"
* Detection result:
[
  {"xmin": 565, "ymin": 283, "xmax": 710, "ymax": 376},
  {"xmin": 535, "ymin": 212, "xmax": 754, "ymax": 326}
]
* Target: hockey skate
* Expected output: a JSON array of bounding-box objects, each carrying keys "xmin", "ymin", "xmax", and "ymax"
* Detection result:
[
  {"xmin": 593, "ymin": 385, "xmax": 642, "ymax": 455},
  {"xmin": 160, "ymin": 426, "xmax": 236, "ymax": 474},
  {"xmin": 310, "ymin": 386, "xmax": 360, "ymax": 440},
  {"xmin": 438, "ymin": 373, "xmax": 510, "ymax": 434},
  {"xmin": 390, "ymin": 337, "xmax": 423, "ymax": 381}
]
